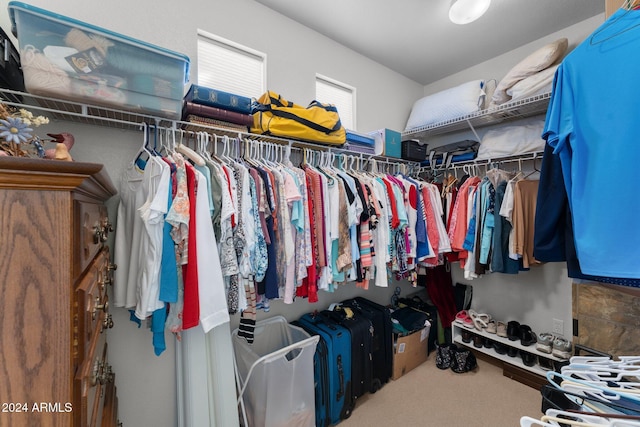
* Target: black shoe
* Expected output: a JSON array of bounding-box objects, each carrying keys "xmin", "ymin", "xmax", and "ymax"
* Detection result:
[
  {"xmin": 507, "ymin": 347, "xmax": 519, "ymax": 357},
  {"xmin": 520, "ymin": 326, "xmax": 536, "ymax": 346},
  {"xmin": 473, "ymin": 335, "xmax": 483, "ymax": 348},
  {"xmin": 450, "ymin": 346, "xmax": 478, "ymax": 373},
  {"xmin": 435, "ymin": 343, "xmax": 453, "ymax": 369},
  {"xmin": 482, "ymin": 337, "xmax": 493, "ymax": 349},
  {"xmin": 507, "ymin": 321, "xmax": 521, "ymax": 341},
  {"xmin": 553, "ymin": 359, "xmax": 570, "ymax": 372},
  {"xmin": 461, "ymin": 329, "xmax": 472, "ymax": 343},
  {"xmin": 493, "ymin": 342, "xmax": 507, "ymax": 355},
  {"xmin": 538, "ymin": 357, "xmax": 554, "ymax": 371},
  {"xmin": 521, "ymin": 352, "xmax": 537, "ymax": 367}
]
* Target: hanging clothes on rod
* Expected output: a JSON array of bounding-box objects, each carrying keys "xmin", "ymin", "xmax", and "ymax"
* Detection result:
[
  {"xmin": 113, "ymin": 125, "xmax": 231, "ymax": 352},
  {"xmin": 115, "ymin": 122, "xmax": 452, "ymax": 347},
  {"xmin": 442, "ymin": 155, "xmax": 542, "ymax": 280}
]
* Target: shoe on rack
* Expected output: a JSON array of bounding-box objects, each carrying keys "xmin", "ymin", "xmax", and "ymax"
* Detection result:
[
  {"xmin": 482, "ymin": 337, "xmax": 493, "ymax": 349},
  {"xmin": 507, "ymin": 321, "xmax": 521, "ymax": 341},
  {"xmin": 552, "ymin": 337, "xmax": 572, "ymax": 360},
  {"xmin": 520, "ymin": 325, "xmax": 537, "ymax": 347},
  {"xmin": 496, "ymin": 321, "xmax": 508, "ymax": 338},
  {"xmin": 473, "ymin": 335, "xmax": 483, "ymax": 348},
  {"xmin": 486, "ymin": 320, "xmax": 497, "ymax": 334},
  {"xmin": 493, "ymin": 342, "xmax": 507, "ymax": 355},
  {"xmin": 469, "ymin": 310, "xmax": 491, "ymax": 331},
  {"xmin": 508, "ymin": 347, "xmax": 519, "ymax": 357},
  {"xmin": 536, "ymin": 332, "xmax": 555, "ymax": 354},
  {"xmin": 455, "ymin": 310, "xmax": 474, "ymax": 329},
  {"xmin": 538, "ymin": 357, "xmax": 554, "ymax": 371},
  {"xmin": 520, "ymin": 352, "xmax": 537, "ymax": 367},
  {"xmin": 461, "ymin": 329, "xmax": 473, "ymax": 343}
]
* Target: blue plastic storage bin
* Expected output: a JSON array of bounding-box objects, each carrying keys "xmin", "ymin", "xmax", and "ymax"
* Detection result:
[{"xmin": 8, "ymin": 1, "xmax": 190, "ymax": 119}]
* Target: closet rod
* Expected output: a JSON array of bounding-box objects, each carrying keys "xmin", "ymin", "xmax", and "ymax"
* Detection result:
[
  {"xmin": 436, "ymin": 151, "xmax": 544, "ymax": 173},
  {"xmin": 243, "ymin": 137, "xmax": 420, "ymax": 167},
  {"xmin": 243, "ymin": 138, "xmax": 419, "ymax": 175}
]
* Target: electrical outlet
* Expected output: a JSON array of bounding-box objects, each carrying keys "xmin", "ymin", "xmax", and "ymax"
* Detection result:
[{"xmin": 552, "ymin": 319, "xmax": 564, "ymax": 335}]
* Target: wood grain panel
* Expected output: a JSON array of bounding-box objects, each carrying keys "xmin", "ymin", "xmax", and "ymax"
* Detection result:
[
  {"xmin": 0, "ymin": 189, "xmax": 73, "ymax": 427},
  {"xmin": 0, "ymin": 160, "xmax": 117, "ymax": 427}
]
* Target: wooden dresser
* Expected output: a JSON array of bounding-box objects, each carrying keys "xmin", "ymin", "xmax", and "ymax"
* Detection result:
[{"xmin": 0, "ymin": 158, "xmax": 119, "ymax": 427}]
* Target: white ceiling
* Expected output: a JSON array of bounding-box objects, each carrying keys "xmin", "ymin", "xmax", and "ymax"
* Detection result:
[{"xmin": 253, "ymin": 0, "xmax": 604, "ymax": 86}]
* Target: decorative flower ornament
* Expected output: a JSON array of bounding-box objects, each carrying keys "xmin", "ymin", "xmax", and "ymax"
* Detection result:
[
  {"xmin": 0, "ymin": 116, "xmax": 33, "ymax": 145},
  {"xmin": 0, "ymin": 101, "xmax": 50, "ymax": 157}
]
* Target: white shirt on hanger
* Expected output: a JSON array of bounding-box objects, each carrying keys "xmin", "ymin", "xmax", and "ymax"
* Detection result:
[
  {"xmin": 136, "ymin": 158, "xmax": 171, "ymax": 319},
  {"xmin": 194, "ymin": 169, "xmax": 231, "ymax": 332}
]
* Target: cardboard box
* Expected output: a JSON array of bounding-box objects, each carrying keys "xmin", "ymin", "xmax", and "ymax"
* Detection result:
[
  {"xmin": 392, "ymin": 325, "xmax": 430, "ymax": 380},
  {"xmin": 369, "ymin": 128, "xmax": 402, "ymax": 158}
]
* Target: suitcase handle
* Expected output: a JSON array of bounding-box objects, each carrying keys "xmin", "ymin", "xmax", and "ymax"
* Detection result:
[
  {"xmin": 313, "ymin": 312, "xmax": 338, "ymax": 331},
  {"xmin": 336, "ymin": 354, "xmax": 344, "ymax": 401}
]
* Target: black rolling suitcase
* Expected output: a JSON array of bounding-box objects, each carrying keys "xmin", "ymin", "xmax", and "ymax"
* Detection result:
[
  {"xmin": 341, "ymin": 296, "xmax": 393, "ymax": 392},
  {"xmin": 322, "ymin": 307, "xmax": 373, "ymax": 401}
]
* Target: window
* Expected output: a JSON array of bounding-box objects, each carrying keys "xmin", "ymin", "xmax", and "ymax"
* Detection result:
[
  {"xmin": 197, "ymin": 30, "xmax": 266, "ymax": 98},
  {"xmin": 315, "ymin": 74, "xmax": 355, "ymax": 130}
]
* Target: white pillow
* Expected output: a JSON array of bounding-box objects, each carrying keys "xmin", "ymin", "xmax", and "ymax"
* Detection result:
[
  {"xmin": 476, "ymin": 117, "xmax": 546, "ymax": 160},
  {"xmin": 482, "ymin": 79, "xmax": 497, "ymax": 110},
  {"xmin": 491, "ymin": 38, "xmax": 568, "ymax": 106},
  {"xmin": 507, "ymin": 65, "xmax": 558, "ymax": 102},
  {"xmin": 405, "ymin": 80, "xmax": 485, "ymax": 131}
]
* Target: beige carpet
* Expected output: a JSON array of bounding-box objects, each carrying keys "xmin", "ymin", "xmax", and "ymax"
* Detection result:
[{"xmin": 339, "ymin": 356, "xmax": 543, "ymax": 427}]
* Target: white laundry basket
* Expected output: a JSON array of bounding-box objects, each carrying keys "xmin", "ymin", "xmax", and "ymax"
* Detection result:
[{"xmin": 232, "ymin": 316, "xmax": 319, "ymax": 427}]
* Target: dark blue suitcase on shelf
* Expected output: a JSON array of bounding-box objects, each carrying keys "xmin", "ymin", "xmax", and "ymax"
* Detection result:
[
  {"xmin": 342, "ymin": 297, "xmax": 394, "ymax": 391},
  {"xmin": 184, "ymin": 84, "xmax": 253, "ymax": 114},
  {"xmin": 297, "ymin": 313, "xmax": 354, "ymax": 427},
  {"xmin": 321, "ymin": 308, "xmax": 373, "ymax": 402}
]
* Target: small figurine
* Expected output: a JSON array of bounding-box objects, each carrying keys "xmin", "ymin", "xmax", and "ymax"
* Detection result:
[{"xmin": 45, "ymin": 132, "xmax": 75, "ymax": 161}]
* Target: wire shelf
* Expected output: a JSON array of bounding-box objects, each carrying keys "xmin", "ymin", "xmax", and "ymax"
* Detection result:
[
  {"xmin": 402, "ymin": 92, "xmax": 551, "ymax": 141},
  {"xmin": 0, "ymin": 88, "xmax": 420, "ymax": 167},
  {"xmin": 0, "ymin": 88, "xmax": 176, "ymax": 130}
]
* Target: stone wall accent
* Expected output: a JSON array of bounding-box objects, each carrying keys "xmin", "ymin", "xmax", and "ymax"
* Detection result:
[{"xmin": 573, "ymin": 282, "xmax": 640, "ymax": 357}]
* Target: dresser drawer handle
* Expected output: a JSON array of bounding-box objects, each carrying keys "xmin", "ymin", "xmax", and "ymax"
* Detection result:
[
  {"xmin": 102, "ymin": 220, "xmax": 114, "ymax": 241},
  {"xmin": 92, "ymin": 297, "xmax": 109, "ymax": 319},
  {"xmin": 101, "ymin": 364, "xmax": 115, "ymax": 384},
  {"xmin": 102, "ymin": 314, "xmax": 114, "ymax": 331},
  {"xmin": 93, "ymin": 226, "xmax": 103, "ymax": 244},
  {"xmin": 90, "ymin": 359, "xmax": 104, "ymax": 387}
]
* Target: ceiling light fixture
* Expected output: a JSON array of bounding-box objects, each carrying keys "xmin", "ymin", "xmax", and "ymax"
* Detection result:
[{"xmin": 449, "ymin": 0, "xmax": 491, "ymax": 25}]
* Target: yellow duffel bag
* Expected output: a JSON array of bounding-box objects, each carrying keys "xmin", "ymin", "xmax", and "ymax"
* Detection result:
[{"xmin": 251, "ymin": 91, "xmax": 346, "ymax": 146}]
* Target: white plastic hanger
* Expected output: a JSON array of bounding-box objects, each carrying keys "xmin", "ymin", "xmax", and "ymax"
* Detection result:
[
  {"xmin": 176, "ymin": 130, "xmax": 205, "ymax": 167},
  {"xmin": 549, "ymin": 372, "xmax": 640, "ymax": 405},
  {"xmin": 132, "ymin": 122, "xmax": 157, "ymax": 172},
  {"xmin": 520, "ymin": 416, "xmax": 557, "ymax": 427},
  {"xmin": 546, "ymin": 409, "xmax": 640, "ymax": 427},
  {"xmin": 540, "ymin": 414, "xmax": 605, "ymax": 427}
]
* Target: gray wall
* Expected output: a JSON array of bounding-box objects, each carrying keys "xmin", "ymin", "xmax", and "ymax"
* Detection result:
[{"xmin": 0, "ymin": 0, "xmax": 604, "ymax": 425}]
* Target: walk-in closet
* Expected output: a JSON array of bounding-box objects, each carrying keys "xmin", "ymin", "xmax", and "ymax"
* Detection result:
[{"xmin": 1, "ymin": 1, "xmax": 639, "ymax": 426}]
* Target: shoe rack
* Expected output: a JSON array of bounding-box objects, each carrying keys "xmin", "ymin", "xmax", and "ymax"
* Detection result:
[{"xmin": 451, "ymin": 319, "xmax": 567, "ymax": 379}]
